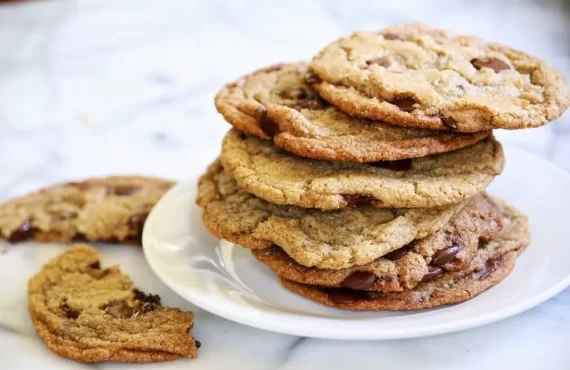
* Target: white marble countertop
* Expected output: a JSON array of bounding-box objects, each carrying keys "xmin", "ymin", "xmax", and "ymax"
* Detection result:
[{"xmin": 0, "ymin": 0, "xmax": 569, "ymax": 369}]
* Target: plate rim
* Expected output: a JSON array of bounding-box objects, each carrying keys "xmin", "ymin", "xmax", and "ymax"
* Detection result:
[{"xmin": 143, "ymin": 145, "xmax": 570, "ymax": 340}]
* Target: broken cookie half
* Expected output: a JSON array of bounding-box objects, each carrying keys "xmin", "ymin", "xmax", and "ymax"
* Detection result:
[{"xmin": 28, "ymin": 244, "xmax": 199, "ymax": 363}]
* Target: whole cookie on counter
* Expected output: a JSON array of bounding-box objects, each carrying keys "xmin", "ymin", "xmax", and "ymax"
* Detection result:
[
  {"xmin": 280, "ymin": 202, "xmax": 530, "ymax": 311},
  {"xmin": 254, "ymin": 192, "xmax": 503, "ymax": 292},
  {"xmin": 197, "ymin": 160, "xmax": 463, "ymax": 269},
  {"xmin": 0, "ymin": 176, "xmax": 174, "ymax": 245},
  {"xmin": 309, "ymin": 23, "xmax": 570, "ymax": 132},
  {"xmin": 221, "ymin": 129, "xmax": 504, "ymax": 209},
  {"xmin": 215, "ymin": 62, "xmax": 489, "ymax": 162},
  {"xmin": 28, "ymin": 244, "xmax": 199, "ymax": 362}
]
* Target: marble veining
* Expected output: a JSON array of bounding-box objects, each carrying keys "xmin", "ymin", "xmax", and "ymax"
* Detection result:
[{"xmin": 0, "ymin": 0, "xmax": 569, "ymax": 369}]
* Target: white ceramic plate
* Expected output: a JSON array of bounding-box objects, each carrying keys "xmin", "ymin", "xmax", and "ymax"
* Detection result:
[{"xmin": 143, "ymin": 145, "xmax": 570, "ymax": 340}]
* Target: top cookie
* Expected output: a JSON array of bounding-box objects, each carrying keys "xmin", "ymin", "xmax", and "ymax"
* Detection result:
[
  {"xmin": 215, "ymin": 63, "xmax": 489, "ymax": 162},
  {"xmin": 221, "ymin": 129, "xmax": 504, "ymax": 210},
  {"xmin": 309, "ymin": 23, "xmax": 570, "ymax": 132},
  {"xmin": 0, "ymin": 176, "xmax": 174, "ymax": 245}
]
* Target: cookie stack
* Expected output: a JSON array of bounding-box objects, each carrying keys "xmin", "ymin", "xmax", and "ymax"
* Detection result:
[{"xmin": 198, "ymin": 24, "xmax": 569, "ymax": 311}]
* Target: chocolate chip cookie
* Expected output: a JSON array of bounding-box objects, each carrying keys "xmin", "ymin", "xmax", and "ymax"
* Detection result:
[
  {"xmin": 28, "ymin": 244, "xmax": 199, "ymax": 362},
  {"xmin": 0, "ymin": 176, "xmax": 174, "ymax": 245},
  {"xmin": 254, "ymin": 192, "xmax": 503, "ymax": 292},
  {"xmin": 280, "ymin": 201, "xmax": 529, "ymax": 311},
  {"xmin": 197, "ymin": 159, "xmax": 464, "ymax": 269},
  {"xmin": 215, "ymin": 63, "xmax": 489, "ymax": 162},
  {"xmin": 221, "ymin": 129, "xmax": 504, "ymax": 209},
  {"xmin": 309, "ymin": 23, "xmax": 570, "ymax": 132}
]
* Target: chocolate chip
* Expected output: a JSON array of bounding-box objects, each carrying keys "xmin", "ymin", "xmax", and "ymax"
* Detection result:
[
  {"xmin": 341, "ymin": 271, "xmax": 377, "ymax": 290},
  {"xmin": 440, "ymin": 115, "xmax": 458, "ymax": 130},
  {"xmin": 255, "ymin": 106, "xmax": 280, "ymax": 136},
  {"xmin": 421, "ymin": 265, "xmax": 444, "ymax": 282},
  {"xmin": 72, "ymin": 233, "xmax": 88, "ymax": 242},
  {"xmin": 326, "ymin": 288, "xmax": 368, "ymax": 304},
  {"xmin": 195, "ymin": 340, "xmax": 202, "ymax": 349},
  {"xmin": 294, "ymin": 95, "xmax": 328, "ymax": 111},
  {"xmin": 128, "ymin": 214, "xmax": 148, "ymax": 241},
  {"xmin": 108, "ymin": 185, "xmax": 140, "ymax": 196},
  {"xmin": 8, "ymin": 221, "xmax": 34, "ymax": 243},
  {"xmin": 370, "ymin": 159, "xmax": 413, "ymax": 171},
  {"xmin": 391, "ymin": 97, "xmax": 417, "ymax": 112},
  {"xmin": 238, "ymin": 132, "xmax": 248, "ymax": 140},
  {"xmin": 383, "ymin": 33, "xmax": 406, "ymax": 41},
  {"xmin": 133, "ymin": 289, "xmax": 161, "ymax": 305},
  {"xmin": 89, "ymin": 261, "xmax": 101, "ymax": 269},
  {"xmin": 342, "ymin": 194, "xmax": 377, "ymax": 208},
  {"xmin": 305, "ymin": 72, "xmax": 322, "ymax": 85},
  {"xmin": 432, "ymin": 245, "xmax": 461, "ymax": 266},
  {"xmin": 60, "ymin": 300, "xmax": 79, "ymax": 319},
  {"xmin": 105, "ymin": 301, "xmax": 134, "ymax": 318},
  {"xmin": 477, "ymin": 258, "xmax": 499, "ymax": 279},
  {"xmin": 384, "ymin": 246, "xmax": 411, "ymax": 261},
  {"xmin": 366, "ymin": 57, "xmax": 391, "ymax": 67},
  {"xmin": 471, "ymin": 58, "xmax": 510, "ymax": 72}
]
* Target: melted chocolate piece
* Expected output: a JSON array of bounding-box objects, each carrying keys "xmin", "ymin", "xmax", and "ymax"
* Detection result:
[
  {"xmin": 8, "ymin": 221, "xmax": 35, "ymax": 243},
  {"xmin": 421, "ymin": 265, "xmax": 444, "ymax": 282},
  {"xmin": 325, "ymin": 288, "xmax": 369, "ymax": 304},
  {"xmin": 384, "ymin": 245, "xmax": 411, "ymax": 261},
  {"xmin": 431, "ymin": 245, "xmax": 461, "ymax": 266},
  {"xmin": 440, "ymin": 115, "xmax": 458, "ymax": 130},
  {"xmin": 195, "ymin": 340, "xmax": 202, "ymax": 349},
  {"xmin": 128, "ymin": 214, "xmax": 148, "ymax": 241},
  {"xmin": 342, "ymin": 194, "xmax": 377, "ymax": 208},
  {"xmin": 133, "ymin": 289, "xmax": 161, "ymax": 305},
  {"xmin": 89, "ymin": 261, "xmax": 101, "ymax": 269},
  {"xmin": 341, "ymin": 271, "xmax": 377, "ymax": 290},
  {"xmin": 60, "ymin": 300, "xmax": 79, "ymax": 319},
  {"xmin": 471, "ymin": 57, "xmax": 510, "ymax": 72},
  {"xmin": 477, "ymin": 258, "xmax": 500, "ymax": 279},
  {"xmin": 255, "ymin": 106, "xmax": 280, "ymax": 136},
  {"xmin": 370, "ymin": 159, "xmax": 413, "ymax": 171}
]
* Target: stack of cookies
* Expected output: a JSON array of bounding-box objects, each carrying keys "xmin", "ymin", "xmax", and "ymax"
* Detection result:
[{"xmin": 198, "ymin": 24, "xmax": 569, "ymax": 311}]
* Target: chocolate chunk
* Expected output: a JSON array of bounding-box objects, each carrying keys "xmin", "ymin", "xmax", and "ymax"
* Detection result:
[
  {"xmin": 128, "ymin": 214, "xmax": 148, "ymax": 241},
  {"xmin": 72, "ymin": 233, "xmax": 88, "ymax": 242},
  {"xmin": 133, "ymin": 289, "xmax": 161, "ymax": 305},
  {"xmin": 370, "ymin": 159, "xmax": 413, "ymax": 171},
  {"xmin": 341, "ymin": 271, "xmax": 377, "ymax": 290},
  {"xmin": 440, "ymin": 115, "xmax": 458, "ymax": 130},
  {"xmin": 238, "ymin": 132, "xmax": 248, "ymax": 140},
  {"xmin": 432, "ymin": 245, "xmax": 461, "ymax": 266},
  {"xmin": 8, "ymin": 221, "xmax": 34, "ymax": 243},
  {"xmin": 60, "ymin": 300, "xmax": 79, "ymax": 319},
  {"xmin": 342, "ymin": 194, "xmax": 377, "ymax": 208},
  {"xmin": 255, "ymin": 106, "xmax": 280, "ymax": 136},
  {"xmin": 366, "ymin": 57, "xmax": 391, "ymax": 67},
  {"xmin": 383, "ymin": 33, "xmax": 406, "ymax": 41},
  {"xmin": 108, "ymin": 185, "xmax": 140, "ymax": 196},
  {"xmin": 471, "ymin": 57, "xmax": 510, "ymax": 72},
  {"xmin": 195, "ymin": 340, "xmax": 202, "ymax": 349},
  {"xmin": 325, "ymin": 288, "xmax": 368, "ymax": 304},
  {"xmin": 89, "ymin": 261, "xmax": 101, "ymax": 269},
  {"xmin": 392, "ymin": 97, "xmax": 417, "ymax": 112},
  {"xmin": 105, "ymin": 301, "xmax": 134, "ymax": 318},
  {"xmin": 421, "ymin": 265, "xmax": 444, "ymax": 282},
  {"xmin": 477, "ymin": 258, "xmax": 499, "ymax": 279},
  {"xmin": 294, "ymin": 95, "xmax": 328, "ymax": 111},
  {"xmin": 305, "ymin": 72, "xmax": 322, "ymax": 85},
  {"xmin": 384, "ymin": 246, "xmax": 410, "ymax": 261}
]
